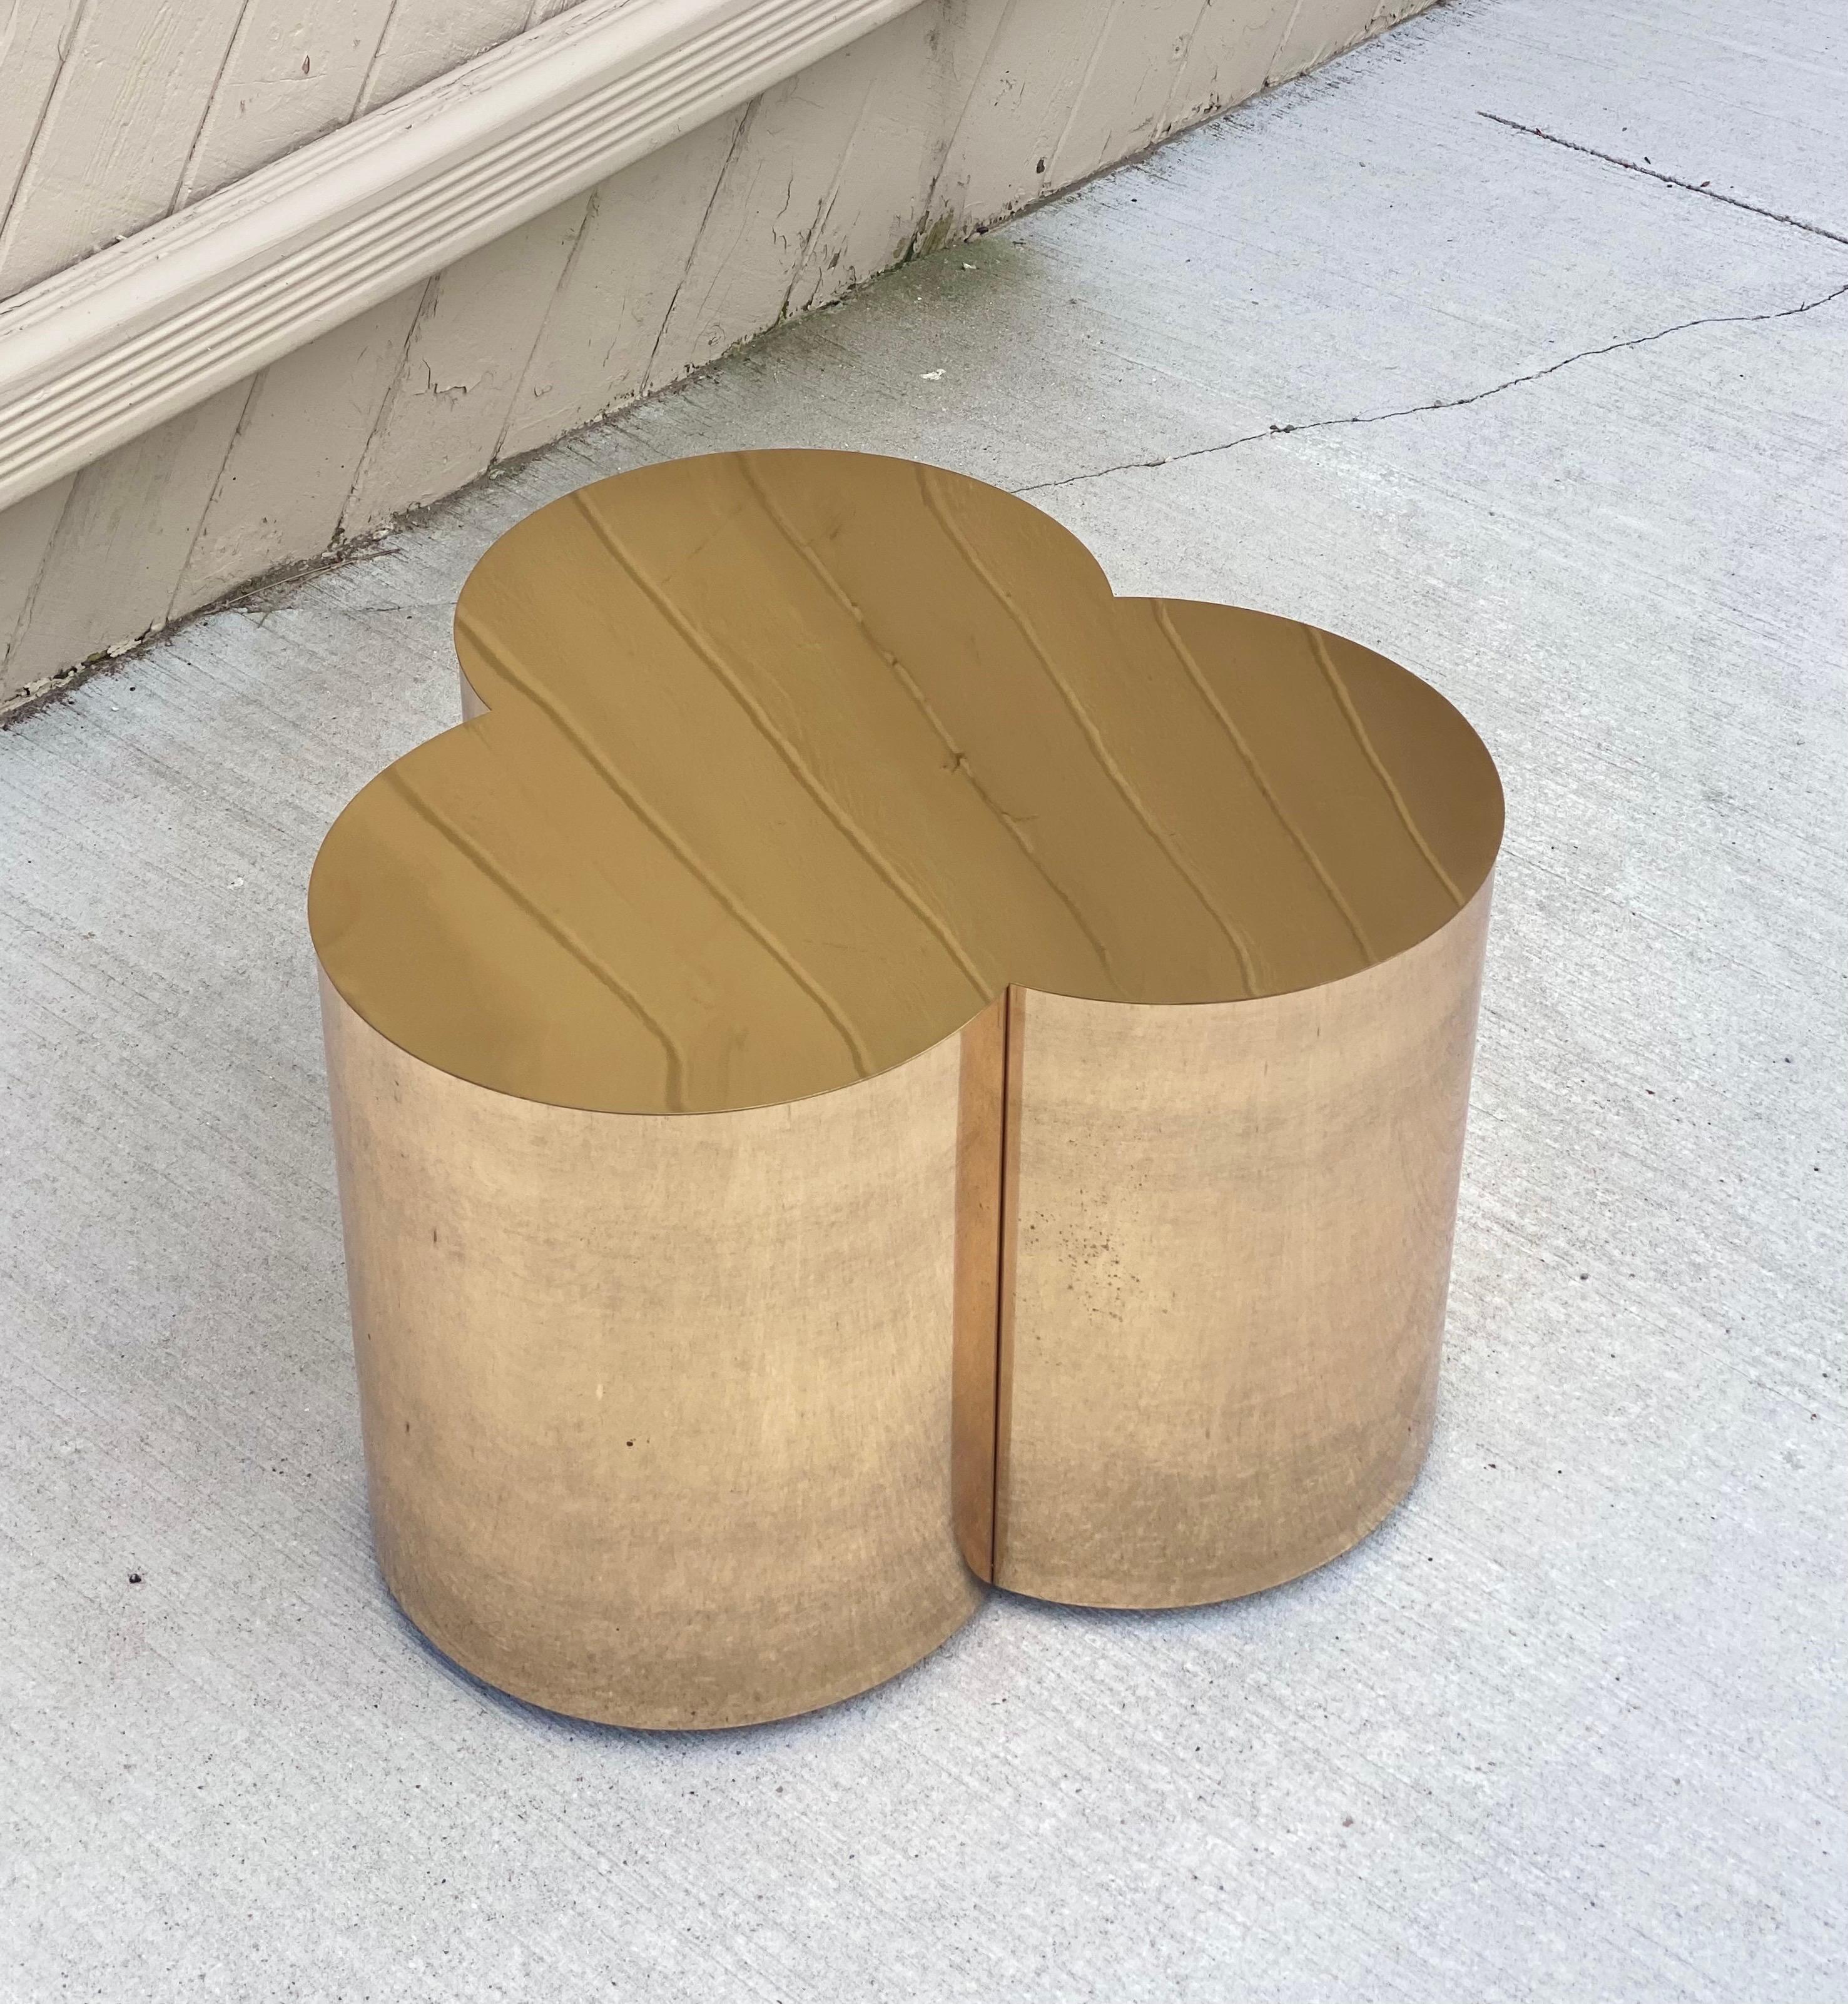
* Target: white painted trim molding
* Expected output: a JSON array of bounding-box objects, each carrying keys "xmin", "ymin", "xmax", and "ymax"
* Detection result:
[{"xmin": 0, "ymin": 0, "xmax": 920, "ymax": 515}]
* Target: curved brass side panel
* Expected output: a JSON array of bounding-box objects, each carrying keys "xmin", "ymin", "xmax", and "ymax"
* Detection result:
[
  {"xmin": 991, "ymin": 879, "xmax": 1493, "ymax": 1607},
  {"xmin": 321, "ymin": 976, "xmax": 983, "ymax": 1728}
]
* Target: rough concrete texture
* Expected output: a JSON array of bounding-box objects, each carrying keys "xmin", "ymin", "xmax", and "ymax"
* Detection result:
[{"xmin": 1, "ymin": 0, "xmax": 1842, "ymax": 1996}]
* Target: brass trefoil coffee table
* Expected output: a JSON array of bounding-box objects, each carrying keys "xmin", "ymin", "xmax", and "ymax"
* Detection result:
[{"xmin": 310, "ymin": 448, "xmax": 1504, "ymax": 1728}]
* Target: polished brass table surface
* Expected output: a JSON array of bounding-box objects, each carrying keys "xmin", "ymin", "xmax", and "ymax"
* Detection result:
[
  {"xmin": 312, "ymin": 449, "xmax": 1500, "ymax": 1115},
  {"xmin": 309, "ymin": 450, "xmax": 1503, "ymax": 1728}
]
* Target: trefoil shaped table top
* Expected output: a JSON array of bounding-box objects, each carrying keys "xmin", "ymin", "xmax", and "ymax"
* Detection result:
[{"xmin": 311, "ymin": 449, "xmax": 1501, "ymax": 1115}]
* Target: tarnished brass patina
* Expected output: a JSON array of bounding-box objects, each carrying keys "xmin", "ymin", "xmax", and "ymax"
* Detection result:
[{"xmin": 311, "ymin": 449, "xmax": 1503, "ymax": 1725}]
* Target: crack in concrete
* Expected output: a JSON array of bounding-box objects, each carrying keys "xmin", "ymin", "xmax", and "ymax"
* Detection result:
[
  {"xmin": 1013, "ymin": 278, "xmax": 1848, "ymax": 497},
  {"xmin": 1478, "ymin": 113, "xmax": 1848, "ymax": 250}
]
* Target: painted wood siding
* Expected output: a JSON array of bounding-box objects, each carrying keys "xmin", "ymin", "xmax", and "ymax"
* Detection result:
[
  {"xmin": 0, "ymin": 0, "xmax": 1430, "ymax": 704},
  {"xmin": 0, "ymin": 0, "xmax": 550, "ymax": 296}
]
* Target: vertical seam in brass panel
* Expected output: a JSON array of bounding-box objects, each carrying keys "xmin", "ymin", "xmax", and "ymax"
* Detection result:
[
  {"xmin": 991, "ymin": 984, "xmax": 1022, "ymax": 1582},
  {"xmin": 952, "ymin": 994, "xmax": 1003, "ymax": 1579}
]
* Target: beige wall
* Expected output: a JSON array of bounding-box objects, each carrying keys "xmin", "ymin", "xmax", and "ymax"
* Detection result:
[
  {"xmin": 0, "ymin": 0, "xmax": 1432, "ymax": 711},
  {"xmin": 0, "ymin": 0, "xmax": 577, "ymax": 295}
]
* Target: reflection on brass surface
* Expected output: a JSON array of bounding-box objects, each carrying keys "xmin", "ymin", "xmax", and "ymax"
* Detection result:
[
  {"xmin": 315, "ymin": 451, "xmax": 1498, "ymax": 1115},
  {"xmin": 323, "ymin": 974, "xmax": 979, "ymax": 1729},
  {"xmin": 950, "ymin": 993, "xmax": 1006, "ymax": 1581},
  {"xmin": 995, "ymin": 888, "xmax": 1490, "ymax": 1607},
  {"xmin": 310, "ymin": 450, "xmax": 1502, "ymax": 1724}
]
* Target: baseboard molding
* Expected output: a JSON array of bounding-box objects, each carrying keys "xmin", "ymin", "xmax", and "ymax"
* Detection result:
[
  {"xmin": 0, "ymin": 0, "xmax": 1435, "ymax": 711},
  {"xmin": 0, "ymin": 0, "xmax": 920, "ymax": 515}
]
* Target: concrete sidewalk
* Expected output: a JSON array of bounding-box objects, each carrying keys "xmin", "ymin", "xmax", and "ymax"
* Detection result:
[{"xmin": 2, "ymin": 1, "xmax": 1842, "ymax": 1996}]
